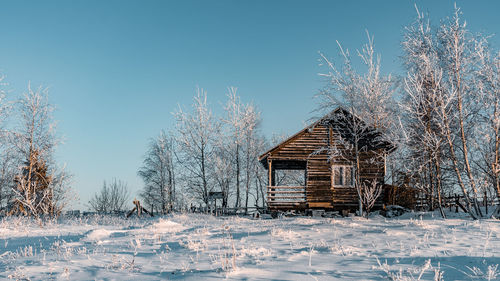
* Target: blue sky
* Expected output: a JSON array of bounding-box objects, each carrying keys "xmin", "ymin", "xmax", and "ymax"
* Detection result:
[{"xmin": 0, "ymin": 0, "xmax": 498, "ymax": 210}]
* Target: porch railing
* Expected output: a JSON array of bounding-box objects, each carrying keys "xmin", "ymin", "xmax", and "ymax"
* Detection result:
[{"xmin": 267, "ymin": 186, "xmax": 306, "ymax": 208}]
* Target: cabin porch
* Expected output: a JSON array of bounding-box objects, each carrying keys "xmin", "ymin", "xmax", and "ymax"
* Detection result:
[{"xmin": 266, "ymin": 159, "xmax": 307, "ymax": 210}]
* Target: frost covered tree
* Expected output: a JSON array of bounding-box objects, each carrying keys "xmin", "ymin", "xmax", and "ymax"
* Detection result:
[
  {"xmin": 361, "ymin": 179, "xmax": 383, "ymax": 217},
  {"xmin": 0, "ymin": 149, "xmax": 17, "ymax": 212},
  {"xmin": 475, "ymin": 42, "xmax": 500, "ymax": 217},
  {"xmin": 252, "ymin": 137, "xmax": 268, "ymax": 209},
  {"xmin": 174, "ymin": 88, "xmax": 219, "ymax": 206},
  {"xmin": 88, "ymin": 179, "xmax": 130, "ymax": 213},
  {"xmin": 436, "ymin": 6, "xmax": 484, "ymax": 219},
  {"xmin": 400, "ymin": 7, "xmax": 449, "ymax": 218},
  {"xmin": 401, "ymin": 5, "xmax": 495, "ymax": 219},
  {"xmin": 317, "ymin": 32, "xmax": 396, "ymax": 216},
  {"xmin": 222, "ymin": 89, "xmax": 263, "ymax": 212},
  {"xmin": 138, "ymin": 131, "xmax": 176, "ymax": 213},
  {"xmin": 0, "ymin": 74, "xmax": 14, "ymax": 212},
  {"xmin": 213, "ymin": 136, "xmax": 232, "ymax": 209},
  {"xmin": 241, "ymin": 102, "xmax": 261, "ymax": 213},
  {"xmin": 9, "ymin": 84, "xmax": 72, "ymax": 217},
  {"xmin": 223, "ymin": 87, "xmax": 245, "ymax": 208}
]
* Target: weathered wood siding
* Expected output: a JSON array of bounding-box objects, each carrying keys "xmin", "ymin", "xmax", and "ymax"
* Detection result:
[{"xmin": 267, "ymin": 124, "xmax": 329, "ymax": 160}]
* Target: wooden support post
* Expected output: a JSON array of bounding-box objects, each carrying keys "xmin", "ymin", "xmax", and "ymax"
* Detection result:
[
  {"xmin": 269, "ymin": 159, "xmax": 275, "ymax": 203},
  {"xmin": 485, "ymin": 189, "xmax": 488, "ymax": 214},
  {"xmin": 136, "ymin": 200, "xmax": 142, "ymax": 217},
  {"xmin": 304, "ymin": 168, "xmax": 307, "ymax": 188},
  {"xmin": 449, "ymin": 192, "xmax": 452, "ymax": 212}
]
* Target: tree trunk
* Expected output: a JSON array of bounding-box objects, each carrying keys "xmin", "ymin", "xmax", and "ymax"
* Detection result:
[
  {"xmin": 434, "ymin": 156, "xmax": 446, "ymax": 219},
  {"xmin": 493, "ymin": 116, "xmax": 500, "ymax": 218},
  {"xmin": 452, "ymin": 43, "xmax": 482, "ymax": 218},
  {"xmin": 234, "ymin": 143, "xmax": 240, "ymax": 209},
  {"xmin": 201, "ymin": 144, "xmax": 208, "ymax": 206},
  {"xmin": 244, "ymin": 138, "xmax": 250, "ymax": 214},
  {"xmin": 443, "ymin": 118, "xmax": 477, "ymax": 219},
  {"xmin": 355, "ymin": 142, "xmax": 363, "ymax": 217}
]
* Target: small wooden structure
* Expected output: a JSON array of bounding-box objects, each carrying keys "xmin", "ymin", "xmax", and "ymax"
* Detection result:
[
  {"xmin": 208, "ymin": 191, "xmax": 224, "ymax": 215},
  {"xmin": 259, "ymin": 108, "xmax": 393, "ymax": 211},
  {"xmin": 126, "ymin": 199, "xmax": 154, "ymax": 218}
]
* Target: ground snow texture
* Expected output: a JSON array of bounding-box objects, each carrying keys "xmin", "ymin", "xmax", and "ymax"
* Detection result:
[{"xmin": 0, "ymin": 212, "xmax": 499, "ymax": 280}]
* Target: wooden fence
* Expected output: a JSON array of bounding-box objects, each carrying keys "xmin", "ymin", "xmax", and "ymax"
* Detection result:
[{"xmin": 415, "ymin": 193, "xmax": 499, "ymax": 213}]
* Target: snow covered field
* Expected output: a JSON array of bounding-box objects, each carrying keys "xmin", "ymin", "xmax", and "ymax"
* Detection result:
[{"xmin": 0, "ymin": 212, "xmax": 499, "ymax": 280}]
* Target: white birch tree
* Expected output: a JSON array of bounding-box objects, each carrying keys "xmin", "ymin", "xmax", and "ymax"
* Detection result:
[
  {"xmin": 400, "ymin": 7, "xmax": 449, "ymax": 218},
  {"xmin": 475, "ymin": 43, "xmax": 500, "ymax": 216},
  {"xmin": 241, "ymin": 102, "xmax": 261, "ymax": 213},
  {"xmin": 174, "ymin": 88, "xmax": 219, "ymax": 206},
  {"xmin": 401, "ymin": 5, "xmax": 498, "ymax": 219},
  {"xmin": 223, "ymin": 87, "xmax": 244, "ymax": 208},
  {"xmin": 213, "ymin": 136, "xmax": 232, "ymax": 209},
  {"xmin": 138, "ymin": 131, "xmax": 176, "ymax": 213}
]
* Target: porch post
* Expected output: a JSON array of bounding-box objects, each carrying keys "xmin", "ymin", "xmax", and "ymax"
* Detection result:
[{"xmin": 268, "ymin": 159, "xmax": 275, "ymax": 203}]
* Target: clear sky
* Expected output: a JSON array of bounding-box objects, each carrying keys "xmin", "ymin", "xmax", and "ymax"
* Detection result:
[{"xmin": 0, "ymin": 0, "xmax": 498, "ymax": 210}]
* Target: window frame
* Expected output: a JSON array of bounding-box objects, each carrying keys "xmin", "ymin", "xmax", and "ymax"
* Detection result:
[{"xmin": 331, "ymin": 164, "xmax": 355, "ymax": 188}]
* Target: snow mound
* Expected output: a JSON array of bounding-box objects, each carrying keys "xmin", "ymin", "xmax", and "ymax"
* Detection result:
[
  {"xmin": 86, "ymin": 229, "xmax": 113, "ymax": 241},
  {"xmin": 152, "ymin": 219, "xmax": 185, "ymax": 233}
]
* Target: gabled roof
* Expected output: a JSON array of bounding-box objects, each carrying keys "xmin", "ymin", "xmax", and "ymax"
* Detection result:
[
  {"xmin": 258, "ymin": 107, "xmax": 394, "ymax": 164},
  {"xmin": 258, "ymin": 108, "xmax": 341, "ymax": 162}
]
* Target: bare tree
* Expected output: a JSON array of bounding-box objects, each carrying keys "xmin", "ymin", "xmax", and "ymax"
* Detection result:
[
  {"xmin": 9, "ymin": 84, "xmax": 72, "ymax": 217},
  {"xmin": 253, "ymin": 137, "xmax": 268, "ymax": 209},
  {"xmin": 241, "ymin": 102, "xmax": 261, "ymax": 213},
  {"xmin": 362, "ymin": 179, "xmax": 383, "ymax": 217},
  {"xmin": 436, "ymin": 6, "xmax": 485, "ymax": 219},
  {"xmin": 138, "ymin": 131, "xmax": 176, "ymax": 214},
  {"xmin": 213, "ymin": 144, "xmax": 231, "ymax": 210},
  {"xmin": 317, "ymin": 32, "xmax": 396, "ymax": 216},
  {"xmin": 0, "ymin": 149, "xmax": 17, "ymax": 212},
  {"xmin": 400, "ymin": 7, "xmax": 449, "ymax": 218},
  {"xmin": 0, "ymin": 74, "xmax": 14, "ymax": 212},
  {"xmin": 475, "ymin": 40, "xmax": 500, "ymax": 217},
  {"xmin": 222, "ymin": 89, "xmax": 263, "ymax": 212},
  {"xmin": 223, "ymin": 87, "xmax": 244, "ymax": 208},
  {"xmin": 88, "ymin": 179, "xmax": 130, "ymax": 213},
  {"xmin": 401, "ymin": 5, "xmax": 494, "ymax": 219},
  {"xmin": 174, "ymin": 88, "xmax": 219, "ymax": 206}
]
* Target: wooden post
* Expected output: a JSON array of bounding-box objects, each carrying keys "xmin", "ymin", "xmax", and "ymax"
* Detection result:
[
  {"xmin": 484, "ymin": 189, "xmax": 488, "ymax": 214},
  {"xmin": 136, "ymin": 200, "xmax": 142, "ymax": 217},
  {"xmin": 455, "ymin": 194, "xmax": 459, "ymax": 213},
  {"xmin": 268, "ymin": 159, "xmax": 275, "ymax": 203},
  {"xmin": 449, "ymin": 192, "xmax": 452, "ymax": 212}
]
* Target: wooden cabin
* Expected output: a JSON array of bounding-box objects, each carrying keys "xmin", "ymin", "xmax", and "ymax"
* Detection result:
[{"xmin": 259, "ymin": 107, "xmax": 394, "ymax": 211}]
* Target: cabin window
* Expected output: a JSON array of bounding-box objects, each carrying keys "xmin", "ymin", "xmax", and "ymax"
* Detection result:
[{"xmin": 332, "ymin": 165, "xmax": 354, "ymax": 187}]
